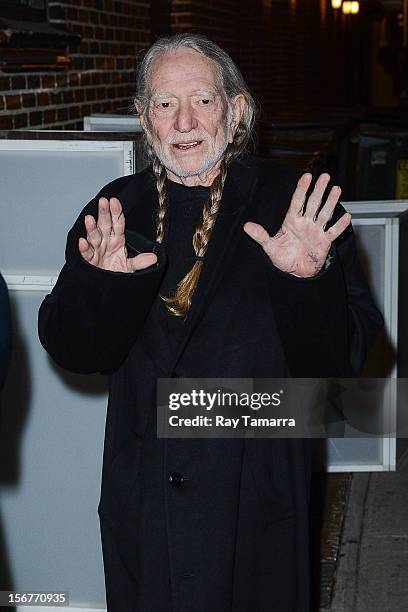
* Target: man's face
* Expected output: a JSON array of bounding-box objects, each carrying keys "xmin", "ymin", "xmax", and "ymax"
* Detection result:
[{"xmin": 141, "ymin": 48, "xmax": 235, "ymax": 182}]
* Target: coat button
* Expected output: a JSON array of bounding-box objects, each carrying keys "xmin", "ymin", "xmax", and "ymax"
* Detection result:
[{"xmin": 169, "ymin": 471, "xmax": 185, "ymax": 487}]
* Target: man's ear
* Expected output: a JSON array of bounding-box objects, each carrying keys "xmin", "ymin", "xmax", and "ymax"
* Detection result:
[{"xmin": 228, "ymin": 94, "xmax": 247, "ymax": 143}]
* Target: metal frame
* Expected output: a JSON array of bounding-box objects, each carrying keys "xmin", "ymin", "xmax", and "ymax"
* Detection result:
[{"xmin": 326, "ymin": 200, "xmax": 408, "ymax": 472}]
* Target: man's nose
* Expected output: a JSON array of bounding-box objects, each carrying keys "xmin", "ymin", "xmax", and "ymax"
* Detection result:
[{"xmin": 174, "ymin": 102, "xmax": 198, "ymax": 133}]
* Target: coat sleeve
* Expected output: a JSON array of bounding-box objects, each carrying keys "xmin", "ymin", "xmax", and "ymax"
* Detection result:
[
  {"xmin": 266, "ymin": 217, "xmax": 384, "ymax": 377},
  {"xmin": 38, "ymin": 180, "xmax": 167, "ymax": 375},
  {"xmin": 0, "ymin": 272, "xmax": 12, "ymax": 390}
]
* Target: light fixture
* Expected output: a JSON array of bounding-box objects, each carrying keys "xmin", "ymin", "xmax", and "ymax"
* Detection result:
[
  {"xmin": 350, "ymin": 0, "xmax": 359, "ymax": 13},
  {"xmin": 331, "ymin": 0, "xmax": 342, "ymax": 8},
  {"xmin": 342, "ymin": 1, "xmax": 352, "ymax": 13}
]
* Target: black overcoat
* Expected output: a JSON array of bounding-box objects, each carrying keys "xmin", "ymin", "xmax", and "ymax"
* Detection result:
[{"xmin": 38, "ymin": 153, "xmax": 383, "ymax": 612}]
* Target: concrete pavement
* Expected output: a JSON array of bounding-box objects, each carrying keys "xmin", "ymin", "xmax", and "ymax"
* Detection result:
[{"xmin": 325, "ymin": 453, "xmax": 408, "ymax": 611}]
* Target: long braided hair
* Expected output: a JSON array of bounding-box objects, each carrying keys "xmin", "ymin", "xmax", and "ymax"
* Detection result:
[{"xmin": 134, "ymin": 33, "xmax": 258, "ymax": 317}]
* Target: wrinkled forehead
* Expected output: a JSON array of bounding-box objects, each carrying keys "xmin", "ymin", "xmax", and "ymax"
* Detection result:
[{"xmin": 148, "ymin": 48, "xmax": 224, "ymax": 98}]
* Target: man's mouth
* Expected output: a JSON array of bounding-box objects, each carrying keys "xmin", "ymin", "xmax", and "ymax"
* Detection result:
[{"xmin": 172, "ymin": 141, "xmax": 203, "ymax": 150}]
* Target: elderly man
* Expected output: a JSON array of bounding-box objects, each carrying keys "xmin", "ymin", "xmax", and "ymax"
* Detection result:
[{"xmin": 38, "ymin": 33, "xmax": 383, "ymax": 612}]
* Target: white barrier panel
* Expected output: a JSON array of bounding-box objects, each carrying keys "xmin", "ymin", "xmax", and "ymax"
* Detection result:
[{"xmin": 0, "ymin": 137, "xmax": 136, "ymax": 608}]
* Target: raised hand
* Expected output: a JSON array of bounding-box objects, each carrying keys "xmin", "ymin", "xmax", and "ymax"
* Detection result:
[
  {"xmin": 243, "ymin": 173, "xmax": 351, "ymax": 277},
  {"xmin": 78, "ymin": 197, "xmax": 157, "ymax": 273}
]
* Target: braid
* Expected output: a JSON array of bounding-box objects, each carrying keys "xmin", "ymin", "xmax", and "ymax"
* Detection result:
[
  {"xmin": 152, "ymin": 158, "xmax": 168, "ymax": 244},
  {"xmin": 159, "ymin": 147, "xmax": 238, "ymax": 318}
]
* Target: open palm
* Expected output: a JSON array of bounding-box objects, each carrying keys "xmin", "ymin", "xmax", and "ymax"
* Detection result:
[
  {"xmin": 79, "ymin": 196, "xmax": 157, "ymax": 273},
  {"xmin": 244, "ymin": 173, "xmax": 351, "ymax": 277}
]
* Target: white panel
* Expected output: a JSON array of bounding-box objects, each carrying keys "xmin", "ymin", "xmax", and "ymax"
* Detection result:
[
  {"xmin": 323, "ymin": 217, "xmax": 398, "ymax": 472},
  {"xmin": 84, "ymin": 112, "xmax": 142, "ymax": 132},
  {"xmin": 325, "ymin": 438, "xmax": 384, "ymax": 470},
  {"xmin": 0, "ymin": 291, "xmax": 108, "ymax": 607},
  {"xmin": 0, "ymin": 141, "xmax": 134, "ymax": 276},
  {"xmin": 0, "ymin": 140, "xmax": 135, "ymax": 607},
  {"xmin": 353, "ymin": 221, "xmax": 386, "ymax": 311}
]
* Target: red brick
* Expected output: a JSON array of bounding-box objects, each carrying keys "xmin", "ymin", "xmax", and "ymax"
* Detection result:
[
  {"xmin": 79, "ymin": 41, "xmax": 90, "ymax": 54},
  {"xmin": 22, "ymin": 93, "xmax": 36, "ymax": 107},
  {"xmin": 5, "ymin": 95, "xmax": 21, "ymax": 110},
  {"xmin": 63, "ymin": 120, "xmax": 81, "ymax": 129},
  {"xmin": 29, "ymin": 111, "xmax": 43, "ymax": 126},
  {"xmin": 13, "ymin": 113, "xmax": 29, "ymax": 129},
  {"xmin": 74, "ymin": 89, "xmax": 85, "ymax": 102},
  {"xmin": 91, "ymin": 72, "xmax": 102, "ymax": 85},
  {"xmin": 83, "ymin": 25, "xmax": 93, "ymax": 37},
  {"xmin": 26, "ymin": 75, "xmax": 41, "ymax": 89},
  {"xmin": 78, "ymin": 8, "xmax": 91, "ymax": 22},
  {"xmin": 41, "ymin": 75, "xmax": 56, "ymax": 89},
  {"xmin": 0, "ymin": 115, "xmax": 13, "ymax": 130},
  {"xmin": 62, "ymin": 90, "xmax": 74, "ymax": 104},
  {"xmin": 0, "ymin": 76, "xmax": 11, "ymax": 92},
  {"xmin": 85, "ymin": 88, "xmax": 95, "ymax": 101},
  {"xmin": 56, "ymin": 73, "xmax": 69, "ymax": 88},
  {"xmin": 37, "ymin": 91, "xmax": 51, "ymax": 106},
  {"xmin": 66, "ymin": 8, "xmax": 79, "ymax": 21},
  {"xmin": 69, "ymin": 106, "xmax": 81, "ymax": 120},
  {"xmin": 79, "ymin": 73, "xmax": 92, "ymax": 86},
  {"xmin": 69, "ymin": 72, "xmax": 81, "ymax": 86},
  {"xmin": 51, "ymin": 91, "xmax": 64, "ymax": 105},
  {"xmin": 11, "ymin": 76, "xmax": 26, "ymax": 90},
  {"xmin": 56, "ymin": 108, "xmax": 69, "ymax": 121},
  {"xmin": 43, "ymin": 108, "xmax": 57, "ymax": 123}
]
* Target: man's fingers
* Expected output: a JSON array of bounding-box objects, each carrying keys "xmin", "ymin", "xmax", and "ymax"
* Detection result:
[
  {"xmin": 96, "ymin": 197, "xmax": 113, "ymax": 239},
  {"xmin": 288, "ymin": 173, "xmax": 313, "ymax": 216},
  {"xmin": 325, "ymin": 212, "xmax": 352, "ymax": 242},
  {"xmin": 317, "ymin": 186, "xmax": 342, "ymax": 228},
  {"xmin": 109, "ymin": 197, "xmax": 125, "ymax": 237},
  {"xmin": 303, "ymin": 173, "xmax": 331, "ymax": 220},
  {"xmin": 84, "ymin": 214, "xmax": 103, "ymax": 250},
  {"xmin": 243, "ymin": 222, "xmax": 271, "ymax": 249},
  {"xmin": 129, "ymin": 252, "xmax": 158, "ymax": 271},
  {"xmin": 78, "ymin": 237, "xmax": 95, "ymax": 262}
]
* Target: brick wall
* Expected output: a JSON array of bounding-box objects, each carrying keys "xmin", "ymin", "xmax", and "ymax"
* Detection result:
[
  {"xmin": 0, "ymin": 0, "xmax": 371, "ymax": 131},
  {"xmin": 0, "ymin": 0, "xmax": 150, "ymax": 130},
  {"xmin": 155, "ymin": 0, "xmax": 369, "ymax": 116}
]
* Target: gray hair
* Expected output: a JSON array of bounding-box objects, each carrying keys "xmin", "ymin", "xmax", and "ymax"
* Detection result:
[{"xmin": 133, "ymin": 32, "xmax": 258, "ymax": 161}]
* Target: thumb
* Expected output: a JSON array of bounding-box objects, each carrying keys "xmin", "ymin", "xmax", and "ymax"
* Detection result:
[
  {"xmin": 243, "ymin": 221, "xmax": 271, "ymax": 250},
  {"xmin": 129, "ymin": 252, "xmax": 158, "ymax": 272}
]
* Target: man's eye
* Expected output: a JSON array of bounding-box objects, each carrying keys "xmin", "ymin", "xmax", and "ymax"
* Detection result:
[
  {"xmin": 160, "ymin": 102, "xmax": 170, "ymax": 108},
  {"xmin": 200, "ymin": 99, "xmax": 210, "ymax": 105}
]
